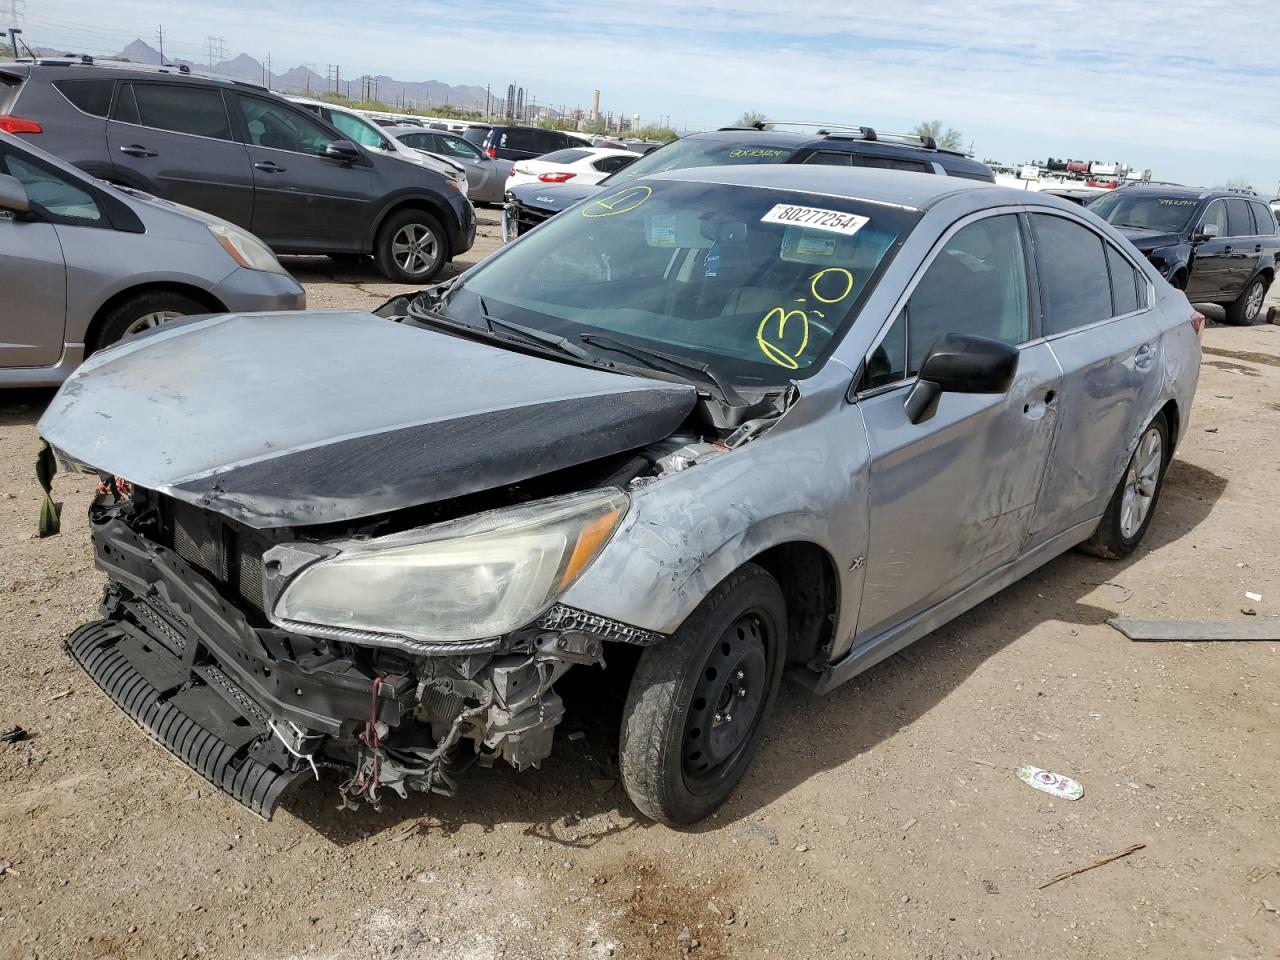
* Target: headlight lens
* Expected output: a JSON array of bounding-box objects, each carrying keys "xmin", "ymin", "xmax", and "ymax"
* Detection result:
[
  {"xmin": 208, "ymin": 222, "xmax": 289, "ymax": 275},
  {"xmin": 274, "ymin": 489, "xmax": 628, "ymax": 643}
]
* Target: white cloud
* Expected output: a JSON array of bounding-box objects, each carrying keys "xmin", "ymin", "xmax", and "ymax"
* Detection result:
[{"xmin": 22, "ymin": 0, "xmax": 1280, "ymax": 189}]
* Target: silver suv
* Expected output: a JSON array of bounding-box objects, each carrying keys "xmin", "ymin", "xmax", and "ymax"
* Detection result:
[{"xmin": 0, "ymin": 131, "xmax": 303, "ymax": 387}]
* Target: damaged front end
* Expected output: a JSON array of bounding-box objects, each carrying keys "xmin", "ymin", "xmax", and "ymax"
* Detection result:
[{"xmin": 70, "ymin": 479, "xmax": 667, "ymax": 818}]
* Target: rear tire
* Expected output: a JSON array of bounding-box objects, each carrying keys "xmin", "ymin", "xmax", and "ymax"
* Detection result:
[
  {"xmin": 91, "ymin": 291, "xmax": 209, "ymax": 353},
  {"xmin": 619, "ymin": 563, "xmax": 787, "ymax": 826},
  {"xmin": 375, "ymin": 209, "xmax": 447, "ymax": 283},
  {"xmin": 1080, "ymin": 412, "xmax": 1169, "ymax": 559},
  {"xmin": 1223, "ymin": 274, "xmax": 1270, "ymax": 326}
]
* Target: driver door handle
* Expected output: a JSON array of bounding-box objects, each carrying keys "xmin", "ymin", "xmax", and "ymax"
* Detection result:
[
  {"xmin": 118, "ymin": 144, "xmax": 157, "ymax": 158},
  {"xmin": 253, "ymin": 161, "xmax": 286, "ymax": 173}
]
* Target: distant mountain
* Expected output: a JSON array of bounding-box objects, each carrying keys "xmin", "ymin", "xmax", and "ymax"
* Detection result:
[{"xmin": 95, "ymin": 38, "xmax": 493, "ymax": 111}]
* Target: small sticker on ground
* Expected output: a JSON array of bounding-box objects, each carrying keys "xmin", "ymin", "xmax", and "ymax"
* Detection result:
[
  {"xmin": 1016, "ymin": 764, "xmax": 1084, "ymax": 800},
  {"xmin": 761, "ymin": 204, "xmax": 869, "ymax": 236}
]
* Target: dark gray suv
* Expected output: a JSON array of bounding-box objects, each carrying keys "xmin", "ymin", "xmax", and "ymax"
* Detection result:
[{"xmin": 0, "ymin": 59, "xmax": 475, "ymax": 282}]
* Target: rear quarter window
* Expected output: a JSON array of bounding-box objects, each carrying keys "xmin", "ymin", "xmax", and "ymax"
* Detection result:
[
  {"xmin": 54, "ymin": 79, "xmax": 114, "ymax": 117},
  {"xmin": 538, "ymin": 149, "xmax": 591, "ymax": 164}
]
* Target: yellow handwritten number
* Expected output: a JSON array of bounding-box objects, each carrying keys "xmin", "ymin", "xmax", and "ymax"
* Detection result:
[
  {"xmin": 809, "ymin": 267, "xmax": 854, "ymax": 304},
  {"xmin": 757, "ymin": 307, "xmax": 810, "ymax": 369}
]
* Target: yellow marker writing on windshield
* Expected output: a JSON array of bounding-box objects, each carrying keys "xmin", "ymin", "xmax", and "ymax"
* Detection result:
[
  {"xmin": 757, "ymin": 306, "xmax": 810, "ymax": 369},
  {"xmin": 809, "ymin": 267, "xmax": 854, "ymax": 304},
  {"xmin": 582, "ymin": 185, "xmax": 653, "ymax": 218}
]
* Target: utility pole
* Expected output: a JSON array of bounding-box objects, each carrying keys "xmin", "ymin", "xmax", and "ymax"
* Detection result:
[
  {"xmin": 155, "ymin": 25, "xmax": 165, "ymax": 65},
  {"xmin": 3, "ymin": 0, "xmax": 25, "ymax": 48}
]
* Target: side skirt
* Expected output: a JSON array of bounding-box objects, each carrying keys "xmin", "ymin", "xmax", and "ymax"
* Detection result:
[{"xmin": 805, "ymin": 517, "xmax": 1099, "ymax": 696}]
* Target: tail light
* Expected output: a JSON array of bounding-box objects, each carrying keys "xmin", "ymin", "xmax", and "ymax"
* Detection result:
[
  {"xmin": 1190, "ymin": 310, "xmax": 1206, "ymax": 339},
  {"xmin": 537, "ymin": 172, "xmax": 576, "ymax": 183},
  {"xmin": 485, "ymin": 146, "xmax": 496, "ymax": 159},
  {"xmin": 0, "ymin": 115, "xmax": 43, "ymax": 134}
]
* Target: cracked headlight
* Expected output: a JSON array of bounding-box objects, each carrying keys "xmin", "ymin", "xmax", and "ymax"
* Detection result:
[{"xmin": 274, "ymin": 489, "xmax": 628, "ymax": 643}]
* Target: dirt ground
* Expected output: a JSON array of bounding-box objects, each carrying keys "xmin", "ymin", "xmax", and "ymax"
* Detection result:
[{"xmin": 1, "ymin": 212, "xmax": 1278, "ymax": 960}]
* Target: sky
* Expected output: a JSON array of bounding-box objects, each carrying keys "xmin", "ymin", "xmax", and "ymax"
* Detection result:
[{"xmin": 12, "ymin": 0, "xmax": 1280, "ymax": 193}]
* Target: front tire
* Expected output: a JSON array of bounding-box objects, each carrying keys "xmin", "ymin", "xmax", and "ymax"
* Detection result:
[
  {"xmin": 91, "ymin": 291, "xmax": 208, "ymax": 353},
  {"xmin": 1080, "ymin": 412, "xmax": 1169, "ymax": 559},
  {"xmin": 1223, "ymin": 274, "xmax": 1270, "ymax": 326},
  {"xmin": 619, "ymin": 563, "xmax": 787, "ymax": 826},
  {"xmin": 375, "ymin": 209, "xmax": 447, "ymax": 283}
]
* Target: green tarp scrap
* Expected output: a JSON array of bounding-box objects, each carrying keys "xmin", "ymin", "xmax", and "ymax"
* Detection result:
[{"xmin": 36, "ymin": 439, "xmax": 60, "ymax": 537}]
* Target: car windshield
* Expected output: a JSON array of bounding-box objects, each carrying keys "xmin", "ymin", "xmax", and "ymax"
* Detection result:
[
  {"xmin": 597, "ymin": 137, "xmax": 801, "ymax": 186},
  {"xmin": 442, "ymin": 178, "xmax": 917, "ymax": 389},
  {"xmin": 1088, "ymin": 192, "xmax": 1200, "ymax": 233}
]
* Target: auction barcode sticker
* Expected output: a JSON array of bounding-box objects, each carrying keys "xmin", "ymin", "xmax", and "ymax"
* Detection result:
[{"xmin": 760, "ymin": 204, "xmax": 869, "ymax": 236}]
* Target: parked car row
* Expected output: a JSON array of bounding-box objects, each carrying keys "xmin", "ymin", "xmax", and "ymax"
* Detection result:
[{"xmin": 1, "ymin": 58, "xmax": 475, "ymax": 283}]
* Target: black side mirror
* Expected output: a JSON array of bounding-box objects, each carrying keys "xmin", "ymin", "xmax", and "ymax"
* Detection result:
[
  {"xmin": 904, "ymin": 333, "xmax": 1020, "ymax": 424},
  {"xmin": 324, "ymin": 140, "xmax": 362, "ymax": 164},
  {"xmin": 0, "ymin": 173, "xmax": 30, "ymax": 214}
]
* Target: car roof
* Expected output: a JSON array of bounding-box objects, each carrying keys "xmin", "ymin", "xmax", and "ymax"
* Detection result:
[{"xmin": 643, "ymin": 163, "xmax": 1018, "ymax": 211}]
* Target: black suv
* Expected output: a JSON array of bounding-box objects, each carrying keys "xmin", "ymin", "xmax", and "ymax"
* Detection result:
[
  {"xmin": 1089, "ymin": 186, "xmax": 1279, "ymax": 324},
  {"xmin": 502, "ymin": 122, "xmax": 994, "ymax": 239},
  {"xmin": 462, "ymin": 123, "xmax": 588, "ymax": 161},
  {"xmin": 0, "ymin": 59, "xmax": 474, "ymax": 282}
]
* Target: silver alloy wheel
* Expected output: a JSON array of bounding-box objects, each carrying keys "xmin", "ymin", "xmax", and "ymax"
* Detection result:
[
  {"xmin": 123, "ymin": 310, "xmax": 183, "ymax": 338},
  {"xmin": 391, "ymin": 223, "xmax": 439, "ymax": 277},
  {"xmin": 1245, "ymin": 280, "xmax": 1266, "ymax": 320},
  {"xmin": 1119, "ymin": 426, "xmax": 1163, "ymax": 539}
]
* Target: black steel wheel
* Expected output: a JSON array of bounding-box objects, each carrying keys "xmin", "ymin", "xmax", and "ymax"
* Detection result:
[{"xmin": 619, "ymin": 563, "xmax": 787, "ymax": 826}]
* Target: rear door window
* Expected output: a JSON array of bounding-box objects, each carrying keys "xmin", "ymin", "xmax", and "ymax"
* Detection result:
[
  {"xmin": 1225, "ymin": 198, "xmax": 1253, "ymax": 237},
  {"xmin": 856, "ymin": 154, "xmax": 931, "ymax": 173},
  {"xmin": 1105, "ymin": 243, "xmax": 1140, "ymax": 315},
  {"xmin": 1250, "ymin": 200, "xmax": 1277, "ymax": 235},
  {"xmin": 501, "ymin": 128, "xmax": 536, "ymax": 152},
  {"xmin": 127, "ymin": 83, "xmax": 233, "ymax": 141},
  {"xmin": 1032, "ymin": 214, "xmax": 1112, "ymax": 335},
  {"xmin": 54, "ymin": 79, "xmax": 114, "ymax": 117}
]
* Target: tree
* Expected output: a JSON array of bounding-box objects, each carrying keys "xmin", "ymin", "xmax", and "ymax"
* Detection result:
[
  {"xmin": 737, "ymin": 110, "xmax": 769, "ymax": 128},
  {"xmin": 911, "ymin": 120, "xmax": 964, "ymax": 152}
]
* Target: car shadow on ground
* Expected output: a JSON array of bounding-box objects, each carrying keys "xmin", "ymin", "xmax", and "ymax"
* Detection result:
[
  {"xmin": 288, "ymin": 457, "xmax": 1227, "ymax": 845},
  {"xmin": 0, "ymin": 390, "xmax": 55, "ymax": 428}
]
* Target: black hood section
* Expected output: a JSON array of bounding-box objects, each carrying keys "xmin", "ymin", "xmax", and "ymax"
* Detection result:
[
  {"xmin": 175, "ymin": 390, "xmax": 691, "ymax": 527},
  {"xmin": 508, "ymin": 178, "xmax": 605, "ymax": 212},
  {"xmin": 1116, "ymin": 227, "xmax": 1183, "ymax": 251}
]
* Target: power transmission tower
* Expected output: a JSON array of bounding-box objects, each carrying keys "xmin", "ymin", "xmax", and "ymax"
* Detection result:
[
  {"xmin": 3, "ymin": 0, "xmax": 25, "ymax": 30},
  {"xmin": 204, "ymin": 35, "xmax": 227, "ymax": 66}
]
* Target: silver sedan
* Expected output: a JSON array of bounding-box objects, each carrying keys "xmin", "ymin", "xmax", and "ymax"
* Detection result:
[
  {"xmin": 0, "ymin": 132, "xmax": 304, "ymax": 387},
  {"xmin": 39, "ymin": 166, "xmax": 1201, "ymax": 825}
]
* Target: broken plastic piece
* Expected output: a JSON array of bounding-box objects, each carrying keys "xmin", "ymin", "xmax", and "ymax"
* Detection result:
[
  {"xmin": 1, "ymin": 726, "xmax": 27, "ymax": 744},
  {"xmin": 1015, "ymin": 764, "xmax": 1084, "ymax": 800}
]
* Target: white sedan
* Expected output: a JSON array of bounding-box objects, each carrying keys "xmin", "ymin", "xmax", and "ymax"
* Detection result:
[{"xmin": 506, "ymin": 147, "xmax": 637, "ymax": 190}]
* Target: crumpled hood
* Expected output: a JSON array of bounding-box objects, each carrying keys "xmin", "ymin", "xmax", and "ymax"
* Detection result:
[
  {"xmin": 39, "ymin": 310, "xmax": 696, "ymax": 529},
  {"xmin": 1115, "ymin": 227, "xmax": 1182, "ymax": 251}
]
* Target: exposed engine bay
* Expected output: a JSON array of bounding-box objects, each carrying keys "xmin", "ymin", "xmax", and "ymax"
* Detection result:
[{"xmin": 69, "ymin": 428, "xmax": 746, "ymax": 818}]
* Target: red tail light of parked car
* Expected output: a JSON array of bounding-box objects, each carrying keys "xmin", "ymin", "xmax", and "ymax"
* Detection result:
[{"xmin": 0, "ymin": 115, "xmax": 43, "ymax": 134}]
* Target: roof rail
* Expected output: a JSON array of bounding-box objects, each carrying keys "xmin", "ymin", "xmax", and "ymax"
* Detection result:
[
  {"xmin": 737, "ymin": 120, "xmax": 939, "ymax": 151},
  {"xmin": 16, "ymin": 55, "xmax": 267, "ymax": 86}
]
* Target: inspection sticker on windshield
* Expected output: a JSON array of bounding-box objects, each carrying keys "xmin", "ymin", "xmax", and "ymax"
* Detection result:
[{"xmin": 761, "ymin": 204, "xmax": 869, "ymax": 236}]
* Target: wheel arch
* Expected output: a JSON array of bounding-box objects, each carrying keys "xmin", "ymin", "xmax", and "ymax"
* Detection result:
[
  {"xmin": 747, "ymin": 541, "xmax": 841, "ymax": 669},
  {"xmin": 370, "ymin": 196, "xmax": 456, "ymax": 254},
  {"xmin": 85, "ymin": 282, "xmax": 227, "ymax": 353}
]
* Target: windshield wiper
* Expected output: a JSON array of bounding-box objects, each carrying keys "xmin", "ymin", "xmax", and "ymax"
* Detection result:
[
  {"xmin": 475, "ymin": 295, "xmax": 596, "ymax": 363},
  {"xmin": 578, "ymin": 333, "xmax": 747, "ymax": 406}
]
